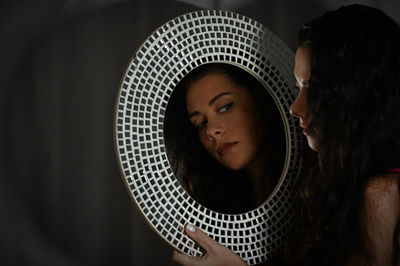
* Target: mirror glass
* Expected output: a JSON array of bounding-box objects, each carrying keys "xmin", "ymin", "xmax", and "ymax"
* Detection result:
[{"xmin": 164, "ymin": 63, "xmax": 286, "ymax": 214}]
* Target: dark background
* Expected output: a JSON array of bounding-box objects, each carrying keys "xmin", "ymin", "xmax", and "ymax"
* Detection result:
[{"xmin": 1, "ymin": 0, "xmax": 399, "ymax": 265}]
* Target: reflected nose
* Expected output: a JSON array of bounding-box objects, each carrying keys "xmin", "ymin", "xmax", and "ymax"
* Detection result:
[
  {"xmin": 206, "ymin": 119, "xmax": 224, "ymax": 140},
  {"xmin": 290, "ymin": 88, "xmax": 308, "ymax": 120}
]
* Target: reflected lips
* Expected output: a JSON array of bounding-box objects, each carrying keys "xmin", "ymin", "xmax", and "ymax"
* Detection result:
[{"xmin": 217, "ymin": 142, "xmax": 237, "ymax": 156}]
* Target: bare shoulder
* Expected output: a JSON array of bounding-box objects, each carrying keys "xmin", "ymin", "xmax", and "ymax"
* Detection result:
[
  {"xmin": 360, "ymin": 174, "xmax": 400, "ymax": 265},
  {"xmin": 365, "ymin": 174, "xmax": 399, "ymax": 206},
  {"xmin": 364, "ymin": 174, "xmax": 399, "ymax": 222}
]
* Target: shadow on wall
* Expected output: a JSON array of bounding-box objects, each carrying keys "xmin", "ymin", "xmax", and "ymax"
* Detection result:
[{"xmin": 0, "ymin": 1, "xmax": 196, "ymax": 265}]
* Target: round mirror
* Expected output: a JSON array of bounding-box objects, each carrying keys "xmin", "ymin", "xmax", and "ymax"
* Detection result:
[{"xmin": 114, "ymin": 10, "xmax": 304, "ymax": 265}]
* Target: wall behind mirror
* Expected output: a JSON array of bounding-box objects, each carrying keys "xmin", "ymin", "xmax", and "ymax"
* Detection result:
[{"xmin": 1, "ymin": 0, "xmax": 399, "ymax": 265}]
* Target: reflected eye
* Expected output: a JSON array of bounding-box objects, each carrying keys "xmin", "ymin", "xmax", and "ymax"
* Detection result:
[
  {"xmin": 218, "ymin": 102, "xmax": 233, "ymax": 113},
  {"xmin": 195, "ymin": 120, "xmax": 207, "ymax": 130}
]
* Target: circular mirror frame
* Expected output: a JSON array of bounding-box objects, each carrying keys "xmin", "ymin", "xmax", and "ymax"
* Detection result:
[{"xmin": 114, "ymin": 10, "xmax": 304, "ymax": 265}]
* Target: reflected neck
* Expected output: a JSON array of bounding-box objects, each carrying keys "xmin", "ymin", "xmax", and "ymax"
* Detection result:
[{"xmin": 244, "ymin": 150, "xmax": 273, "ymax": 204}]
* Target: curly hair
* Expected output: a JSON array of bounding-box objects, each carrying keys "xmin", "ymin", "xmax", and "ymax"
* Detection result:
[
  {"xmin": 163, "ymin": 63, "xmax": 285, "ymax": 214},
  {"xmin": 292, "ymin": 4, "xmax": 400, "ymax": 265}
]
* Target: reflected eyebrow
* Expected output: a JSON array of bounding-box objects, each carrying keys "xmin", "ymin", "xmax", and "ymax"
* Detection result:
[
  {"xmin": 188, "ymin": 92, "xmax": 233, "ymax": 119},
  {"xmin": 208, "ymin": 92, "xmax": 232, "ymax": 106}
]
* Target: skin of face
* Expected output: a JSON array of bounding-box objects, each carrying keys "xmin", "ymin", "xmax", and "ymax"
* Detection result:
[
  {"xmin": 185, "ymin": 73, "xmax": 266, "ymax": 176},
  {"xmin": 290, "ymin": 46, "xmax": 319, "ymax": 151}
]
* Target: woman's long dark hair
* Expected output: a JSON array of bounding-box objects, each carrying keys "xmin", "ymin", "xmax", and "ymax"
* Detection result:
[
  {"xmin": 163, "ymin": 63, "xmax": 285, "ymax": 214},
  {"xmin": 292, "ymin": 4, "xmax": 400, "ymax": 265}
]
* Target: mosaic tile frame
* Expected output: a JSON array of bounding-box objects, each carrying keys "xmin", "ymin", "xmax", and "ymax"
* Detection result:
[{"xmin": 114, "ymin": 10, "xmax": 303, "ymax": 265}]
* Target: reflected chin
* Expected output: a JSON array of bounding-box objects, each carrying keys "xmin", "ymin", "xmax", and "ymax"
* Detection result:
[
  {"xmin": 219, "ymin": 158, "xmax": 244, "ymax": 171},
  {"xmin": 219, "ymin": 153, "xmax": 250, "ymax": 171}
]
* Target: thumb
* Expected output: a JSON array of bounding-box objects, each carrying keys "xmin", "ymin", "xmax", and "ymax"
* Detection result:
[{"xmin": 185, "ymin": 224, "xmax": 217, "ymax": 253}]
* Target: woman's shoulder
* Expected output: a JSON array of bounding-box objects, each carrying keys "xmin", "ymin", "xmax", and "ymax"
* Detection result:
[
  {"xmin": 358, "ymin": 172, "xmax": 400, "ymax": 265},
  {"xmin": 365, "ymin": 172, "xmax": 399, "ymax": 200},
  {"xmin": 363, "ymin": 172, "xmax": 399, "ymax": 233},
  {"xmin": 364, "ymin": 172, "xmax": 399, "ymax": 213}
]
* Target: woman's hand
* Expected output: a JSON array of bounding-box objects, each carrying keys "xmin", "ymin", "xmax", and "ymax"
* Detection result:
[{"xmin": 172, "ymin": 224, "xmax": 248, "ymax": 266}]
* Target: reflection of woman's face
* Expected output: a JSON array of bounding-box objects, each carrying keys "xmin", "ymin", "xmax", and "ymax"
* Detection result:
[
  {"xmin": 185, "ymin": 73, "xmax": 264, "ymax": 173},
  {"xmin": 290, "ymin": 46, "xmax": 319, "ymax": 151}
]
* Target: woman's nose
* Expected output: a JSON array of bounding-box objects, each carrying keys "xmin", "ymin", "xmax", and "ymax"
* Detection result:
[
  {"xmin": 206, "ymin": 119, "xmax": 224, "ymax": 140},
  {"xmin": 290, "ymin": 88, "xmax": 308, "ymax": 119}
]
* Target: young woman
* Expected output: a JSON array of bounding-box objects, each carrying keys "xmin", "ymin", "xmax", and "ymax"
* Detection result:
[
  {"xmin": 164, "ymin": 63, "xmax": 285, "ymax": 214},
  {"xmin": 172, "ymin": 4, "xmax": 400, "ymax": 266}
]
